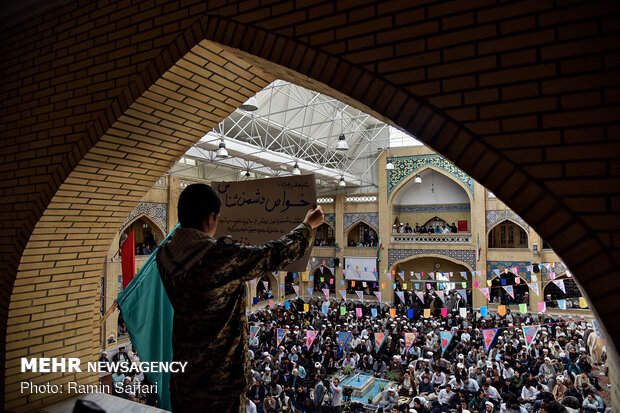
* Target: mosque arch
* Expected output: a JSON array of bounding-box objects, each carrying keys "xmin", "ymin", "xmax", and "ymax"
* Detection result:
[
  {"xmin": 345, "ymin": 221, "xmax": 378, "ymax": 247},
  {"xmin": 313, "ymin": 266, "xmax": 335, "ymax": 293},
  {"xmin": 487, "ymin": 219, "xmax": 529, "ymax": 249}
]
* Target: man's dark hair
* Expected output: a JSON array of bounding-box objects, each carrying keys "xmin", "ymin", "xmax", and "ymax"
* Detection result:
[{"xmin": 178, "ymin": 184, "xmax": 222, "ymax": 229}]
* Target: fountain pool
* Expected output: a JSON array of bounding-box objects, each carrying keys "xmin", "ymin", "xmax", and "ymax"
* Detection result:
[{"xmin": 341, "ymin": 373, "xmax": 393, "ymax": 404}]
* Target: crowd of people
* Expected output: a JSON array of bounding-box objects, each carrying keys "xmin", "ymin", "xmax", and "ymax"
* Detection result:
[
  {"xmin": 393, "ymin": 223, "xmax": 459, "ymax": 234},
  {"xmin": 245, "ymin": 297, "xmax": 608, "ymax": 413}
]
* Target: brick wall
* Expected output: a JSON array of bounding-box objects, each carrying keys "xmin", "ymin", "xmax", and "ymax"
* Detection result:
[{"xmin": 1, "ymin": 0, "xmax": 619, "ymax": 409}]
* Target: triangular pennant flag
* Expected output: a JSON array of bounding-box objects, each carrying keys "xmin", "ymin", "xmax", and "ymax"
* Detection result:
[
  {"xmin": 552, "ymin": 280, "xmax": 566, "ymax": 294},
  {"xmin": 457, "ymin": 289, "xmax": 467, "ymax": 303},
  {"xmin": 249, "ymin": 326, "xmax": 260, "ymax": 342},
  {"xmin": 404, "ymin": 332, "xmax": 418, "ymax": 352},
  {"xmin": 549, "ymin": 272, "xmax": 556, "ymax": 280},
  {"xmin": 322, "ymin": 288, "xmax": 330, "ymax": 300},
  {"xmin": 319, "ymin": 266, "xmax": 324, "ymax": 274},
  {"xmin": 396, "ymin": 291, "xmax": 406, "ymax": 304},
  {"xmin": 374, "ymin": 291, "xmax": 382, "ymax": 302},
  {"xmin": 276, "ymin": 328, "xmax": 288, "ymax": 347},
  {"xmin": 414, "ymin": 272, "xmax": 421, "ymax": 280},
  {"xmin": 503, "ymin": 285, "xmax": 514, "ymax": 299},
  {"xmin": 387, "ymin": 272, "xmax": 391, "ymax": 280},
  {"xmin": 436, "ymin": 290, "xmax": 445, "ymax": 303},
  {"xmin": 415, "ymin": 291, "xmax": 425, "ymax": 303},
  {"xmin": 439, "ymin": 331, "xmax": 455, "ymax": 355},
  {"xmin": 306, "ymin": 330, "xmax": 319, "ymax": 350},
  {"xmin": 307, "ymin": 287, "xmax": 313, "ymax": 297},
  {"xmin": 371, "ymin": 307, "xmax": 378, "ymax": 317},
  {"xmin": 482, "ymin": 328, "xmax": 499, "ymax": 352},
  {"xmin": 293, "ymin": 285, "xmax": 299, "ymax": 296},
  {"xmin": 538, "ymin": 302, "xmax": 546, "ymax": 312},
  {"xmin": 429, "ymin": 272, "xmax": 436, "ymax": 280},
  {"xmin": 460, "ymin": 271, "xmax": 468, "ymax": 280},
  {"xmin": 399, "ymin": 271, "xmax": 405, "ymax": 280},
  {"xmin": 522, "ymin": 325, "xmax": 540, "ymax": 351},
  {"xmin": 339, "ymin": 290, "xmax": 347, "ymax": 300},
  {"xmin": 280, "ymin": 284, "xmax": 285, "ymax": 295},
  {"xmin": 479, "ymin": 287, "xmax": 490, "ymax": 301},
  {"xmin": 529, "ymin": 283, "xmax": 539, "ymax": 296},
  {"xmin": 544, "ymin": 263, "xmax": 552, "ymax": 270},
  {"xmin": 558, "ymin": 299, "xmax": 567, "ymax": 310},
  {"xmin": 519, "ymin": 303, "xmax": 527, "ymax": 314},
  {"xmin": 356, "ymin": 291, "xmax": 364, "ymax": 302},
  {"xmin": 338, "ymin": 331, "xmax": 352, "ymax": 350},
  {"xmin": 374, "ymin": 332, "xmax": 387, "ymax": 351}
]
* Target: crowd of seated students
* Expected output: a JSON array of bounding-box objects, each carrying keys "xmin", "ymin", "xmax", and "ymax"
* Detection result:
[{"xmin": 246, "ymin": 296, "xmax": 608, "ymax": 413}]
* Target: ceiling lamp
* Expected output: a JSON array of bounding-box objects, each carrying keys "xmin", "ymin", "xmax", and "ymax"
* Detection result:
[
  {"xmin": 385, "ymin": 158, "xmax": 394, "ymax": 170},
  {"xmin": 244, "ymin": 171, "xmax": 251, "ymax": 178},
  {"xmin": 414, "ymin": 174, "xmax": 422, "ymax": 184},
  {"xmin": 240, "ymin": 96, "xmax": 258, "ymax": 111},
  {"xmin": 336, "ymin": 133, "xmax": 348, "ymax": 151},
  {"xmin": 216, "ymin": 140, "xmax": 228, "ymax": 158},
  {"xmin": 338, "ymin": 176, "xmax": 346, "ymax": 187},
  {"xmin": 292, "ymin": 163, "xmax": 301, "ymax": 176}
]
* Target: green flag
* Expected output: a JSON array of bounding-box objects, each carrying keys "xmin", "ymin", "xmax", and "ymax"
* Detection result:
[{"xmin": 116, "ymin": 224, "xmax": 179, "ymax": 411}]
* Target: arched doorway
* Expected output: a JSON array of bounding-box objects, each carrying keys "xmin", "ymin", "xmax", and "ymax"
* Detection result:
[
  {"xmin": 256, "ymin": 275, "xmax": 273, "ymax": 302},
  {"xmin": 314, "ymin": 223, "xmax": 335, "ymax": 247},
  {"xmin": 346, "ymin": 222, "xmax": 378, "ymax": 247},
  {"xmin": 392, "ymin": 255, "xmax": 472, "ymax": 311},
  {"xmin": 490, "ymin": 272, "xmax": 529, "ymax": 305},
  {"xmin": 120, "ymin": 215, "xmax": 165, "ymax": 257},
  {"xmin": 313, "ymin": 266, "xmax": 335, "ymax": 294},
  {"xmin": 488, "ymin": 220, "xmax": 528, "ymax": 249}
]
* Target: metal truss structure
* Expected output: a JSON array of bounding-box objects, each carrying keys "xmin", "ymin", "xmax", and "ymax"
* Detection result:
[{"xmin": 169, "ymin": 80, "xmax": 420, "ymax": 193}]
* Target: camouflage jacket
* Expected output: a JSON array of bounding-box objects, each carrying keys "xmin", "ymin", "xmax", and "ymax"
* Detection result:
[{"xmin": 156, "ymin": 223, "xmax": 313, "ymax": 413}]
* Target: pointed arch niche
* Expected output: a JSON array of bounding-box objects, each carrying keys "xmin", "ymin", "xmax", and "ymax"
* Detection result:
[{"xmin": 390, "ymin": 167, "xmax": 472, "ymax": 235}]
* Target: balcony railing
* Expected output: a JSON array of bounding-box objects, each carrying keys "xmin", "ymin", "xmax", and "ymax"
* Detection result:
[{"xmin": 391, "ymin": 234, "xmax": 472, "ymax": 244}]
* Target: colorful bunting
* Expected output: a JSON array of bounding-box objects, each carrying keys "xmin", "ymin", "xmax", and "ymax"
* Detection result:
[
  {"xmin": 396, "ymin": 291, "xmax": 406, "ymax": 304},
  {"xmin": 374, "ymin": 291, "xmax": 382, "ymax": 302},
  {"xmin": 498, "ymin": 305, "xmax": 506, "ymax": 316},
  {"xmin": 293, "ymin": 285, "xmax": 299, "ymax": 296},
  {"xmin": 356, "ymin": 307, "xmax": 362, "ymax": 317},
  {"xmin": 356, "ymin": 291, "xmax": 364, "ymax": 302},
  {"xmin": 371, "ymin": 307, "xmax": 378, "ymax": 317},
  {"xmin": 423, "ymin": 309, "xmax": 431, "ymax": 318},
  {"xmin": 374, "ymin": 332, "xmax": 387, "ymax": 351},
  {"xmin": 307, "ymin": 287, "xmax": 313, "ymax": 297},
  {"xmin": 441, "ymin": 308, "xmax": 448, "ymax": 317},
  {"xmin": 249, "ymin": 326, "xmax": 260, "ymax": 342},
  {"xmin": 579, "ymin": 297, "xmax": 588, "ymax": 308},
  {"xmin": 529, "ymin": 283, "xmax": 539, "ymax": 296},
  {"xmin": 552, "ymin": 280, "xmax": 566, "ymax": 294},
  {"xmin": 322, "ymin": 288, "xmax": 330, "ymax": 300},
  {"xmin": 457, "ymin": 289, "xmax": 467, "ymax": 303},
  {"xmin": 276, "ymin": 328, "xmax": 288, "ymax": 347},
  {"xmin": 306, "ymin": 330, "xmax": 318, "ymax": 350},
  {"xmin": 436, "ymin": 290, "xmax": 445, "ymax": 303},
  {"xmin": 338, "ymin": 331, "xmax": 352, "ymax": 351},
  {"xmin": 522, "ymin": 325, "xmax": 540, "ymax": 351},
  {"xmin": 407, "ymin": 309, "xmax": 414, "ymax": 318},
  {"xmin": 503, "ymin": 285, "xmax": 514, "ymax": 299},
  {"xmin": 340, "ymin": 306, "xmax": 346, "ymax": 315},
  {"xmin": 479, "ymin": 287, "xmax": 490, "ymax": 301},
  {"xmin": 322, "ymin": 304, "xmax": 328, "ymax": 314},
  {"xmin": 439, "ymin": 330, "xmax": 455, "ymax": 355},
  {"xmin": 519, "ymin": 303, "xmax": 527, "ymax": 314},
  {"xmin": 558, "ymin": 299, "xmax": 567, "ymax": 310},
  {"xmin": 482, "ymin": 328, "xmax": 499, "ymax": 352},
  {"xmin": 480, "ymin": 306, "xmax": 488, "ymax": 317},
  {"xmin": 538, "ymin": 302, "xmax": 546, "ymax": 313},
  {"xmin": 415, "ymin": 291, "xmax": 425, "ymax": 304},
  {"xmin": 389, "ymin": 308, "xmax": 396, "ymax": 317},
  {"xmin": 404, "ymin": 332, "xmax": 418, "ymax": 352}
]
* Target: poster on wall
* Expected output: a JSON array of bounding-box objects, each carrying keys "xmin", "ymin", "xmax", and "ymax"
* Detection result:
[
  {"xmin": 458, "ymin": 220, "xmax": 468, "ymax": 232},
  {"xmin": 212, "ymin": 174, "xmax": 317, "ymax": 272}
]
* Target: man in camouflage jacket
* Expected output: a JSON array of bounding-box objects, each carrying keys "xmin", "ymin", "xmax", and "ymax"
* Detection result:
[{"xmin": 157, "ymin": 183, "xmax": 323, "ymax": 413}]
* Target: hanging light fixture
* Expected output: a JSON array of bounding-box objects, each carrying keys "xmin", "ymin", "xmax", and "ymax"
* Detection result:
[
  {"xmin": 216, "ymin": 139, "xmax": 228, "ymax": 158},
  {"xmin": 244, "ymin": 171, "xmax": 251, "ymax": 178},
  {"xmin": 336, "ymin": 133, "xmax": 348, "ymax": 151},
  {"xmin": 338, "ymin": 176, "xmax": 346, "ymax": 187},
  {"xmin": 385, "ymin": 158, "xmax": 394, "ymax": 170},
  {"xmin": 414, "ymin": 174, "xmax": 422, "ymax": 184},
  {"xmin": 292, "ymin": 163, "xmax": 301, "ymax": 176},
  {"xmin": 240, "ymin": 96, "xmax": 258, "ymax": 111}
]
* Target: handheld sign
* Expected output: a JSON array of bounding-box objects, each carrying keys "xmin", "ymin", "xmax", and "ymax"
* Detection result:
[{"xmin": 212, "ymin": 174, "xmax": 317, "ymax": 272}]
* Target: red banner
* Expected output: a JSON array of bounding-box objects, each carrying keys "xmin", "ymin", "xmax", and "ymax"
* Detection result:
[{"xmin": 121, "ymin": 229, "xmax": 135, "ymax": 289}]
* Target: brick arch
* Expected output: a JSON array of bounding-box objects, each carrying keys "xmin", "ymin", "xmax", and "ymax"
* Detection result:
[
  {"xmin": 344, "ymin": 220, "xmax": 378, "ymax": 240},
  {"xmin": 2, "ymin": 1, "xmax": 619, "ymax": 410},
  {"xmin": 121, "ymin": 213, "xmax": 166, "ymax": 242}
]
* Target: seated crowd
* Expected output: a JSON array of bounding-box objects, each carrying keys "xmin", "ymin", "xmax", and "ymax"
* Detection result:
[{"xmin": 246, "ymin": 297, "xmax": 607, "ymax": 413}]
